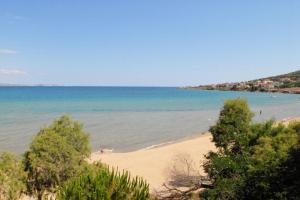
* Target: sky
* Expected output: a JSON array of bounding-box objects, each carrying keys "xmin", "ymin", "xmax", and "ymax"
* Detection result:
[{"xmin": 0, "ymin": 1, "xmax": 299, "ymax": 86}]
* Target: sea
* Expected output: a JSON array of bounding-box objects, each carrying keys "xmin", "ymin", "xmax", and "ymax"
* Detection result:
[{"xmin": 0, "ymin": 86, "xmax": 300, "ymax": 153}]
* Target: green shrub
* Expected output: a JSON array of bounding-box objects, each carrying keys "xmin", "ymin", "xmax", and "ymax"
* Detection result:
[
  {"xmin": 0, "ymin": 152, "xmax": 26, "ymax": 200},
  {"xmin": 209, "ymin": 98, "xmax": 253, "ymax": 152},
  {"xmin": 23, "ymin": 115, "xmax": 91, "ymax": 200},
  {"xmin": 57, "ymin": 165, "xmax": 151, "ymax": 200},
  {"xmin": 201, "ymin": 98, "xmax": 300, "ymax": 200}
]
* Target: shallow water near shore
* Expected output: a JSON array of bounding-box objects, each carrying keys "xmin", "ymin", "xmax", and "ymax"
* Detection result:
[{"xmin": 0, "ymin": 87, "xmax": 299, "ymax": 153}]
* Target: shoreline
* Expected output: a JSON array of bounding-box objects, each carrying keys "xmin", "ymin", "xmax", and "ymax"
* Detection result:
[
  {"xmin": 129, "ymin": 132, "xmax": 211, "ymax": 152},
  {"xmin": 99, "ymin": 132, "xmax": 212, "ymax": 154},
  {"xmin": 89, "ymin": 132, "xmax": 215, "ymax": 191},
  {"xmin": 89, "ymin": 116, "xmax": 300, "ymax": 191},
  {"xmin": 181, "ymin": 87, "xmax": 300, "ymax": 95},
  {"xmin": 93, "ymin": 115, "xmax": 300, "ymax": 154}
]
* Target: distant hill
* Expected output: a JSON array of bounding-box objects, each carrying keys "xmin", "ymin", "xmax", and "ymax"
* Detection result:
[
  {"xmin": 262, "ymin": 70, "xmax": 300, "ymax": 88},
  {"xmin": 0, "ymin": 83, "xmax": 63, "ymax": 87},
  {"xmin": 186, "ymin": 69, "xmax": 300, "ymax": 94},
  {"xmin": 262, "ymin": 70, "xmax": 300, "ymax": 81},
  {"xmin": 0, "ymin": 83, "xmax": 19, "ymax": 86}
]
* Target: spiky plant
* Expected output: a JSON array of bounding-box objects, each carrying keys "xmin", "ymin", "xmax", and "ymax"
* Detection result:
[{"xmin": 57, "ymin": 165, "xmax": 151, "ymax": 200}]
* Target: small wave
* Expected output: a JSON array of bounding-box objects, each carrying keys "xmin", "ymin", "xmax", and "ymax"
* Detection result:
[{"xmin": 141, "ymin": 141, "xmax": 175, "ymax": 150}]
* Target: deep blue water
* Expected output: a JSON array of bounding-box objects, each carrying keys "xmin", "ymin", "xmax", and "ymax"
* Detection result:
[{"xmin": 0, "ymin": 87, "xmax": 299, "ymax": 153}]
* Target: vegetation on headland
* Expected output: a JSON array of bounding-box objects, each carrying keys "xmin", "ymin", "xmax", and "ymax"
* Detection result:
[
  {"xmin": 185, "ymin": 70, "xmax": 300, "ymax": 94},
  {"xmin": 1, "ymin": 99, "xmax": 300, "ymax": 199}
]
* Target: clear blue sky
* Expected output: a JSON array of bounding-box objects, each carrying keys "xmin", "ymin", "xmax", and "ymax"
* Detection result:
[{"xmin": 0, "ymin": 1, "xmax": 299, "ymax": 86}]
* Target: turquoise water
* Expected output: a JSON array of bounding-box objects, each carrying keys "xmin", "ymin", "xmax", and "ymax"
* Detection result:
[{"xmin": 0, "ymin": 87, "xmax": 300, "ymax": 153}]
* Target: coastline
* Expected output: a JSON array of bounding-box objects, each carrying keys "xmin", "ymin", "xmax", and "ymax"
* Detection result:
[
  {"xmin": 181, "ymin": 87, "xmax": 300, "ymax": 94},
  {"xmin": 89, "ymin": 116, "xmax": 300, "ymax": 191},
  {"xmin": 89, "ymin": 132, "xmax": 215, "ymax": 191}
]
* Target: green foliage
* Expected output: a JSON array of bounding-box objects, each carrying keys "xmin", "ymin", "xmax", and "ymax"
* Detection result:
[
  {"xmin": 251, "ymin": 125, "xmax": 298, "ymax": 170},
  {"xmin": 201, "ymin": 98, "xmax": 300, "ymax": 200},
  {"xmin": 202, "ymin": 98, "xmax": 254, "ymax": 199},
  {"xmin": 274, "ymin": 70, "xmax": 300, "ymax": 80},
  {"xmin": 57, "ymin": 164, "xmax": 151, "ymax": 200},
  {"xmin": 268, "ymin": 70, "xmax": 300, "ymax": 82},
  {"xmin": 239, "ymin": 122, "xmax": 300, "ymax": 199},
  {"xmin": 23, "ymin": 115, "xmax": 91, "ymax": 200},
  {"xmin": 209, "ymin": 98, "xmax": 253, "ymax": 152},
  {"xmin": 48, "ymin": 115, "xmax": 91, "ymax": 158},
  {"xmin": 279, "ymin": 81, "xmax": 300, "ymax": 88},
  {"xmin": 0, "ymin": 152, "xmax": 26, "ymax": 200}
]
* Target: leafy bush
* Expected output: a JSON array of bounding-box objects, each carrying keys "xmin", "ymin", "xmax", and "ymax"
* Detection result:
[
  {"xmin": 23, "ymin": 115, "xmax": 91, "ymax": 200},
  {"xmin": 48, "ymin": 115, "xmax": 91, "ymax": 158},
  {"xmin": 0, "ymin": 152, "xmax": 26, "ymax": 200},
  {"xmin": 209, "ymin": 98, "xmax": 253, "ymax": 152},
  {"xmin": 57, "ymin": 164, "xmax": 151, "ymax": 200},
  {"xmin": 239, "ymin": 122, "xmax": 300, "ymax": 199},
  {"xmin": 200, "ymin": 98, "xmax": 300, "ymax": 200}
]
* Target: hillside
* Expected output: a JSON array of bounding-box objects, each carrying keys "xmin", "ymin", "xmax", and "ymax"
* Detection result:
[
  {"xmin": 269, "ymin": 70, "xmax": 300, "ymax": 80},
  {"xmin": 262, "ymin": 70, "xmax": 300, "ymax": 88},
  {"xmin": 187, "ymin": 69, "xmax": 300, "ymax": 94}
]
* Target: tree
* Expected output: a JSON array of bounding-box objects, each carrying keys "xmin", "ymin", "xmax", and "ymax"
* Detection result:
[
  {"xmin": 237, "ymin": 122, "xmax": 300, "ymax": 199},
  {"xmin": 23, "ymin": 115, "xmax": 91, "ymax": 200},
  {"xmin": 57, "ymin": 164, "xmax": 151, "ymax": 200},
  {"xmin": 198, "ymin": 98, "xmax": 254, "ymax": 199},
  {"xmin": 0, "ymin": 152, "xmax": 26, "ymax": 200},
  {"xmin": 44, "ymin": 115, "xmax": 91, "ymax": 159},
  {"xmin": 200, "ymin": 98, "xmax": 300, "ymax": 200},
  {"xmin": 209, "ymin": 98, "xmax": 253, "ymax": 153}
]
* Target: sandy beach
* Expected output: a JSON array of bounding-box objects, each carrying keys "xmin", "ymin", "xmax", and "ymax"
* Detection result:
[
  {"xmin": 89, "ymin": 133, "xmax": 216, "ymax": 191},
  {"xmin": 89, "ymin": 117, "xmax": 300, "ymax": 192}
]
